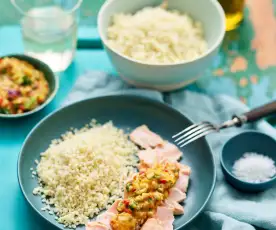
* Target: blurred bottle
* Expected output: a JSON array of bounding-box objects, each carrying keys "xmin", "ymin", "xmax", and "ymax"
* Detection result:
[{"xmin": 218, "ymin": 0, "xmax": 245, "ymax": 31}]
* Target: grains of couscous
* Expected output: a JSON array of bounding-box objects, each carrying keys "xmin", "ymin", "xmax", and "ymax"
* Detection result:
[
  {"xmin": 32, "ymin": 121, "xmax": 138, "ymax": 228},
  {"xmin": 107, "ymin": 7, "xmax": 207, "ymax": 64}
]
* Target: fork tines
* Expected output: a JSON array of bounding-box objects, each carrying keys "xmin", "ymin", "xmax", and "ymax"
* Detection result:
[{"xmin": 172, "ymin": 121, "xmax": 217, "ymax": 147}]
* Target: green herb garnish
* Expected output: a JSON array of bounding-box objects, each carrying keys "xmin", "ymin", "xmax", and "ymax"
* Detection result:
[
  {"xmin": 22, "ymin": 75, "xmax": 32, "ymax": 86},
  {"xmin": 0, "ymin": 68, "xmax": 7, "ymax": 74},
  {"xmin": 153, "ymin": 173, "xmax": 161, "ymax": 179},
  {"xmin": 126, "ymin": 183, "xmax": 131, "ymax": 192},
  {"xmin": 13, "ymin": 104, "xmax": 19, "ymax": 111},
  {"xmin": 129, "ymin": 200, "xmax": 137, "ymax": 211},
  {"xmin": 0, "ymin": 108, "xmax": 10, "ymax": 114},
  {"xmin": 24, "ymin": 97, "xmax": 37, "ymax": 110}
]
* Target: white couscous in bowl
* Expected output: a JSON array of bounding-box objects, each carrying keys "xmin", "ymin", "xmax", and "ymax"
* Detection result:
[{"xmin": 98, "ymin": 0, "xmax": 225, "ymax": 91}]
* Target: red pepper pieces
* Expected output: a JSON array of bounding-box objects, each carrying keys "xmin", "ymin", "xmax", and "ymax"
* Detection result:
[
  {"xmin": 124, "ymin": 209, "xmax": 132, "ymax": 214},
  {"xmin": 123, "ymin": 199, "xmax": 130, "ymax": 206}
]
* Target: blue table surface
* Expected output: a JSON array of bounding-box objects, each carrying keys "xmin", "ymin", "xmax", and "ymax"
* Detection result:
[
  {"xmin": 0, "ymin": 25, "xmax": 275, "ymax": 230},
  {"xmin": 0, "ymin": 51, "xmax": 113, "ymax": 230},
  {"xmin": 0, "ymin": 26, "xmax": 112, "ymax": 230}
]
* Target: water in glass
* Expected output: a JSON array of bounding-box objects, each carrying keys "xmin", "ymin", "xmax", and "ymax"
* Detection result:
[{"xmin": 12, "ymin": 0, "xmax": 82, "ymax": 72}]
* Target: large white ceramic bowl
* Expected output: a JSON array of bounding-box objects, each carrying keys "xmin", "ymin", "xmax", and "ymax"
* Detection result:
[{"xmin": 98, "ymin": 0, "xmax": 225, "ymax": 91}]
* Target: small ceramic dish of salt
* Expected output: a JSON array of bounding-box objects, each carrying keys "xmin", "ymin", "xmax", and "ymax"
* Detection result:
[{"xmin": 221, "ymin": 131, "xmax": 276, "ymax": 192}]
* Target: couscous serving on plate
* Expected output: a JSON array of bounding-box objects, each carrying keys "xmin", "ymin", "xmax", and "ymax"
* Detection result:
[
  {"xmin": 32, "ymin": 121, "xmax": 138, "ymax": 228},
  {"xmin": 0, "ymin": 57, "xmax": 49, "ymax": 114}
]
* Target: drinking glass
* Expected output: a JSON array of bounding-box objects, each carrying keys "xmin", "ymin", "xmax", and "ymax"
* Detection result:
[
  {"xmin": 11, "ymin": 0, "xmax": 83, "ymax": 72},
  {"xmin": 218, "ymin": 0, "xmax": 245, "ymax": 31}
]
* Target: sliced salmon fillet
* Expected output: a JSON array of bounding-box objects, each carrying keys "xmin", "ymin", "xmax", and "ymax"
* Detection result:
[
  {"xmin": 162, "ymin": 220, "xmax": 174, "ymax": 230},
  {"xmin": 86, "ymin": 148, "xmax": 191, "ymax": 230},
  {"xmin": 167, "ymin": 188, "xmax": 187, "ymax": 203},
  {"xmin": 86, "ymin": 222, "xmax": 109, "ymax": 230},
  {"xmin": 142, "ymin": 207, "xmax": 174, "ymax": 230},
  {"xmin": 177, "ymin": 163, "xmax": 191, "ymax": 175},
  {"xmin": 96, "ymin": 212, "xmax": 115, "ymax": 228},
  {"xmin": 86, "ymin": 200, "xmax": 120, "ymax": 230},
  {"xmin": 130, "ymin": 125, "xmax": 164, "ymax": 149},
  {"xmin": 138, "ymin": 149, "xmax": 162, "ymax": 166},
  {"xmin": 138, "ymin": 143, "xmax": 183, "ymax": 168},
  {"xmin": 87, "ymin": 211, "xmax": 116, "ymax": 230},
  {"xmin": 106, "ymin": 200, "xmax": 121, "ymax": 214},
  {"xmin": 174, "ymin": 173, "xmax": 190, "ymax": 193},
  {"xmin": 141, "ymin": 218, "xmax": 164, "ymax": 230},
  {"xmin": 163, "ymin": 200, "xmax": 184, "ymax": 215},
  {"xmin": 155, "ymin": 142, "xmax": 182, "ymax": 162},
  {"xmin": 155, "ymin": 207, "xmax": 174, "ymax": 230},
  {"xmin": 155, "ymin": 207, "xmax": 174, "ymax": 223}
]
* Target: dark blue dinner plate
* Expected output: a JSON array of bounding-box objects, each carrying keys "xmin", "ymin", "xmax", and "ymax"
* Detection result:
[{"xmin": 18, "ymin": 95, "xmax": 216, "ymax": 230}]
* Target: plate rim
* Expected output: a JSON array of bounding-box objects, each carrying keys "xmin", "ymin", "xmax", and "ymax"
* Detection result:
[{"xmin": 17, "ymin": 94, "xmax": 216, "ymax": 229}]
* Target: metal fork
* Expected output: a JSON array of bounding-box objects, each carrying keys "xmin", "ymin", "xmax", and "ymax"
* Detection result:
[{"xmin": 173, "ymin": 101, "xmax": 276, "ymax": 147}]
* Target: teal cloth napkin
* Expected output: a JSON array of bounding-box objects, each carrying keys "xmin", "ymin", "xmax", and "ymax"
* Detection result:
[{"xmin": 64, "ymin": 71, "xmax": 276, "ymax": 230}]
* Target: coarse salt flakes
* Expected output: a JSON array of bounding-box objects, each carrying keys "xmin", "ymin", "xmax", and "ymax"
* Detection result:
[{"xmin": 232, "ymin": 152, "xmax": 276, "ymax": 183}]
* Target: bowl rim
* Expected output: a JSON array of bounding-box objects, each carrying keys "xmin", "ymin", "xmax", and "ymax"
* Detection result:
[
  {"xmin": 220, "ymin": 130, "xmax": 276, "ymax": 186},
  {"xmin": 17, "ymin": 94, "xmax": 217, "ymax": 230},
  {"xmin": 98, "ymin": 0, "xmax": 226, "ymax": 66},
  {"xmin": 0, "ymin": 54, "xmax": 59, "ymax": 119}
]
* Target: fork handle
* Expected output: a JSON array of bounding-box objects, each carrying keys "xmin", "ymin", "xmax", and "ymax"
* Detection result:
[{"xmin": 234, "ymin": 101, "xmax": 276, "ymax": 125}]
